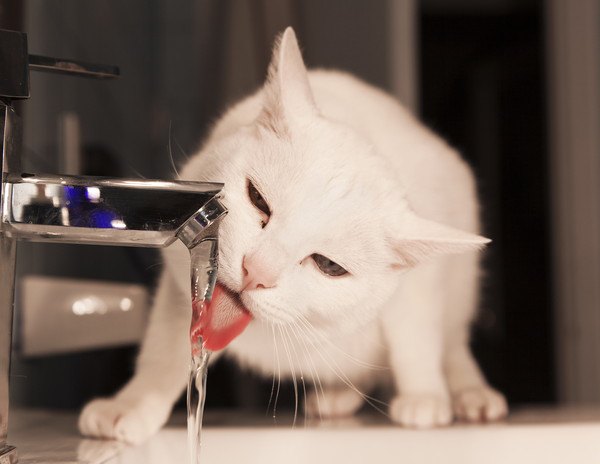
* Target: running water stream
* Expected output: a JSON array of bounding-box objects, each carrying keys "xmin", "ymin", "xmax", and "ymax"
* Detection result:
[{"xmin": 187, "ymin": 238, "xmax": 218, "ymax": 464}]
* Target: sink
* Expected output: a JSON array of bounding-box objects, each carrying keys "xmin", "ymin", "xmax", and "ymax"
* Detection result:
[{"xmin": 10, "ymin": 407, "xmax": 600, "ymax": 463}]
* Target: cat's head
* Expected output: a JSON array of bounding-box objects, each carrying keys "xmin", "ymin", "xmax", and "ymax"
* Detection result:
[{"xmin": 184, "ymin": 28, "xmax": 488, "ymax": 337}]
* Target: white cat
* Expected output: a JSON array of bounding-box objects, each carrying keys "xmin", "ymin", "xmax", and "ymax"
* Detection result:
[{"xmin": 79, "ymin": 27, "xmax": 507, "ymax": 444}]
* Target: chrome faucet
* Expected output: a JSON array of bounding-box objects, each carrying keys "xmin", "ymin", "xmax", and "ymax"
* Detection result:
[{"xmin": 0, "ymin": 29, "xmax": 226, "ymax": 463}]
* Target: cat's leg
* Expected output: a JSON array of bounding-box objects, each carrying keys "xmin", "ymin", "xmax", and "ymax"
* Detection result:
[
  {"xmin": 78, "ymin": 270, "xmax": 210, "ymax": 444},
  {"xmin": 443, "ymin": 254, "xmax": 508, "ymax": 422},
  {"xmin": 444, "ymin": 331, "xmax": 507, "ymax": 422},
  {"xmin": 383, "ymin": 263, "xmax": 453, "ymax": 428}
]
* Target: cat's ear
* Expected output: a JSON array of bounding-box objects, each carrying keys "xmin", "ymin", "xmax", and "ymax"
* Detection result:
[
  {"xmin": 260, "ymin": 27, "xmax": 318, "ymax": 129},
  {"xmin": 390, "ymin": 212, "xmax": 490, "ymax": 268}
]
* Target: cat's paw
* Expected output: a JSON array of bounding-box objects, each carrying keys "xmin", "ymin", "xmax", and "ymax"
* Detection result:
[
  {"xmin": 389, "ymin": 393, "xmax": 452, "ymax": 428},
  {"xmin": 452, "ymin": 386, "xmax": 508, "ymax": 422},
  {"xmin": 78, "ymin": 395, "xmax": 171, "ymax": 445},
  {"xmin": 305, "ymin": 388, "xmax": 364, "ymax": 419}
]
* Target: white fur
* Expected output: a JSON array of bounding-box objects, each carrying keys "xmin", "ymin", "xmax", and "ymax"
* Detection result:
[{"xmin": 79, "ymin": 28, "xmax": 506, "ymax": 444}]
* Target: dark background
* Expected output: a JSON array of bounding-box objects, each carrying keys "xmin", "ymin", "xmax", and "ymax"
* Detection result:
[{"xmin": 1, "ymin": 0, "xmax": 553, "ymax": 413}]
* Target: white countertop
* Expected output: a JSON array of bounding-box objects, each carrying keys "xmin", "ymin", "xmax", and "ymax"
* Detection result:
[{"xmin": 9, "ymin": 406, "xmax": 600, "ymax": 464}]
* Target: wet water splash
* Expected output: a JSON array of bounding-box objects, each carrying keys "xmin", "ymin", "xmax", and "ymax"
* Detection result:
[{"xmin": 187, "ymin": 238, "xmax": 218, "ymax": 464}]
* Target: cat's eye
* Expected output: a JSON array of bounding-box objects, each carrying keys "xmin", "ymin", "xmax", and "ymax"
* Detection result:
[
  {"xmin": 311, "ymin": 253, "xmax": 349, "ymax": 277},
  {"xmin": 247, "ymin": 180, "xmax": 271, "ymax": 226}
]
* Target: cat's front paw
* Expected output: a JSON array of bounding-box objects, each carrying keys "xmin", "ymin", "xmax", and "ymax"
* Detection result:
[
  {"xmin": 305, "ymin": 388, "xmax": 364, "ymax": 419},
  {"xmin": 78, "ymin": 395, "xmax": 171, "ymax": 445},
  {"xmin": 452, "ymin": 386, "xmax": 508, "ymax": 422},
  {"xmin": 389, "ymin": 393, "xmax": 452, "ymax": 428}
]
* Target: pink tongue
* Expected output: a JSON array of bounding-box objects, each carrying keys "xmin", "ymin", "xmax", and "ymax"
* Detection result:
[{"xmin": 191, "ymin": 284, "xmax": 252, "ymax": 352}]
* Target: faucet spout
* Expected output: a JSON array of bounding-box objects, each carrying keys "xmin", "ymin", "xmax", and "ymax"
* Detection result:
[
  {"xmin": 1, "ymin": 173, "xmax": 226, "ymax": 248},
  {"xmin": 177, "ymin": 196, "xmax": 227, "ymax": 248}
]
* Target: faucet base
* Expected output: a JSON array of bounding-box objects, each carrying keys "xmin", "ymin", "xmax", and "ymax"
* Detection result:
[{"xmin": 0, "ymin": 445, "xmax": 17, "ymax": 464}]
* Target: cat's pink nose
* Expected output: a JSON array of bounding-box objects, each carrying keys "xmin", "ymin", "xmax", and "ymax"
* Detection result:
[{"xmin": 241, "ymin": 255, "xmax": 277, "ymax": 291}]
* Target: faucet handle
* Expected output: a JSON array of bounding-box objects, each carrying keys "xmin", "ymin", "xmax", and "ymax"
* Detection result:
[
  {"xmin": 28, "ymin": 54, "xmax": 120, "ymax": 80},
  {"xmin": 0, "ymin": 28, "xmax": 120, "ymax": 101}
]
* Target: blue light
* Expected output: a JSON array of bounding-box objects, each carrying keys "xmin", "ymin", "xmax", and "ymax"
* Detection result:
[{"xmin": 89, "ymin": 210, "xmax": 116, "ymax": 228}]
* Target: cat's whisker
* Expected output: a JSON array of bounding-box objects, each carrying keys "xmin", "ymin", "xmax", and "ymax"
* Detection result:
[
  {"xmin": 295, "ymin": 316, "xmax": 381, "ymax": 400},
  {"xmin": 289, "ymin": 319, "xmax": 325, "ymax": 423},
  {"xmin": 257, "ymin": 301, "xmax": 385, "ymax": 416},
  {"xmin": 173, "ymin": 137, "xmax": 191, "ymax": 162},
  {"xmin": 266, "ymin": 321, "xmax": 277, "ymax": 417},
  {"xmin": 284, "ymin": 324, "xmax": 308, "ymax": 427},
  {"xmin": 253, "ymin": 300, "xmax": 297, "ymax": 325},
  {"xmin": 270, "ymin": 323, "xmax": 282, "ymax": 422},
  {"xmin": 296, "ymin": 313, "xmax": 388, "ymax": 371},
  {"xmin": 278, "ymin": 325, "xmax": 298, "ymax": 427},
  {"xmin": 127, "ymin": 166, "xmax": 147, "ymax": 179},
  {"xmin": 167, "ymin": 121, "xmax": 181, "ymax": 179},
  {"xmin": 284, "ymin": 327, "xmax": 301, "ymax": 428},
  {"xmin": 294, "ymin": 316, "xmax": 390, "ymax": 418},
  {"xmin": 288, "ymin": 320, "xmax": 322, "ymax": 415}
]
